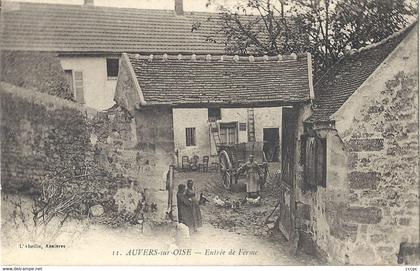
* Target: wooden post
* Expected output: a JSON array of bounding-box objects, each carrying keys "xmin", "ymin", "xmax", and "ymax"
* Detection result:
[{"xmin": 167, "ymin": 165, "xmax": 174, "ymax": 218}]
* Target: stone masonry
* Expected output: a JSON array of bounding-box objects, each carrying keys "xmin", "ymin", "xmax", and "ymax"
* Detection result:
[
  {"xmin": 295, "ymin": 25, "xmax": 419, "ymax": 265},
  {"xmin": 339, "ymin": 70, "xmax": 419, "ymax": 264},
  {"xmin": 0, "ymin": 81, "xmax": 171, "ymax": 227}
]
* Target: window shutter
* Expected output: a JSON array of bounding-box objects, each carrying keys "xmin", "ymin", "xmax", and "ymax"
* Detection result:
[
  {"xmin": 304, "ymin": 136, "xmax": 327, "ymax": 189},
  {"xmin": 185, "ymin": 128, "xmax": 196, "ymax": 146},
  {"xmin": 316, "ymin": 138, "xmax": 327, "ymax": 187},
  {"xmin": 305, "ymin": 137, "xmax": 317, "ymax": 188},
  {"xmin": 74, "ymin": 71, "xmax": 85, "ymax": 104},
  {"xmin": 191, "ymin": 128, "xmax": 196, "ymax": 146},
  {"xmin": 64, "ymin": 70, "xmax": 74, "ymax": 93}
]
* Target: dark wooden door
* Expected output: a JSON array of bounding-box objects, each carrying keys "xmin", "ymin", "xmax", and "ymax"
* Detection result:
[
  {"xmin": 281, "ymin": 107, "xmax": 298, "ymax": 186},
  {"xmin": 278, "ymin": 106, "xmax": 298, "ymax": 240}
]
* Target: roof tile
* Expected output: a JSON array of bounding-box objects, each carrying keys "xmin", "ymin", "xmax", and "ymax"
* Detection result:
[
  {"xmin": 127, "ymin": 53, "xmax": 311, "ymax": 105},
  {"xmin": 307, "ymin": 23, "xmax": 416, "ymax": 123},
  {"xmin": 1, "ymin": 2, "xmax": 226, "ymax": 54}
]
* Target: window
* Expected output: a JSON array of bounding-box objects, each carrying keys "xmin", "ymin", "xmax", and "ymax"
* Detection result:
[
  {"xmin": 64, "ymin": 70, "xmax": 84, "ymax": 104},
  {"xmin": 239, "ymin": 123, "xmax": 247, "ymax": 131},
  {"xmin": 73, "ymin": 71, "xmax": 85, "ymax": 104},
  {"xmin": 106, "ymin": 58, "xmax": 119, "ymax": 78},
  {"xmin": 186, "ymin": 128, "xmax": 196, "ymax": 146},
  {"xmin": 219, "ymin": 123, "xmax": 237, "ymax": 145},
  {"xmin": 208, "ymin": 108, "xmax": 221, "ymax": 122},
  {"xmin": 303, "ymin": 136, "xmax": 326, "ymax": 189},
  {"xmin": 64, "ymin": 69, "xmax": 73, "ymax": 93}
]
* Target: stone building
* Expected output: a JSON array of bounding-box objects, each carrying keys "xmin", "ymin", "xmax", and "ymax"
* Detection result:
[
  {"xmin": 114, "ymin": 52, "xmax": 314, "ymax": 166},
  {"xmin": 287, "ymin": 23, "xmax": 419, "ymax": 264},
  {"xmin": 1, "ymin": 0, "xmax": 225, "ymax": 110}
]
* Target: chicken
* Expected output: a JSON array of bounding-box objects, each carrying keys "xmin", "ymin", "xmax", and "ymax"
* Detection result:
[
  {"xmin": 246, "ymin": 196, "xmax": 261, "ymax": 205},
  {"xmin": 213, "ymin": 196, "xmax": 225, "ymax": 207}
]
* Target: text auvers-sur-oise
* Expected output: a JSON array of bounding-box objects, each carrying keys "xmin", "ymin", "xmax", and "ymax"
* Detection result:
[{"xmin": 119, "ymin": 248, "xmax": 258, "ymax": 256}]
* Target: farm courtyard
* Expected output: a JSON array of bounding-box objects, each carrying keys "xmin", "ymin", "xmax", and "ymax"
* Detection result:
[{"xmin": 1, "ymin": 166, "xmax": 320, "ymax": 266}]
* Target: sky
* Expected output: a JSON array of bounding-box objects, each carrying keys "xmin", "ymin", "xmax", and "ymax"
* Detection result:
[{"xmin": 4, "ymin": 0, "xmax": 239, "ymax": 12}]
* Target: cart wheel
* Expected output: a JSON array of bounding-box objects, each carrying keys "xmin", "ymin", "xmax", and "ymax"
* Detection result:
[{"xmin": 219, "ymin": 150, "xmax": 233, "ymax": 189}]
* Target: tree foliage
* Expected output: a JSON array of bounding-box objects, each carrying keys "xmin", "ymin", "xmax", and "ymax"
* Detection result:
[{"xmin": 203, "ymin": 0, "xmax": 417, "ymax": 76}]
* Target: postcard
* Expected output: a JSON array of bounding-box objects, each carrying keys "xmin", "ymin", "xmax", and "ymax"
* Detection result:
[{"xmin": 1, "ymin": 0, "xmax": 419, "ymax": 267}]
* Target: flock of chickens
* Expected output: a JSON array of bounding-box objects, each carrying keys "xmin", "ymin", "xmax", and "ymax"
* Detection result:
[{"xmin": 198, "ymin": 193, "xmax": 261, "ymax": 210}]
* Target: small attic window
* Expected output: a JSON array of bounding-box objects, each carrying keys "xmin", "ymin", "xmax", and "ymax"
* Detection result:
[
  {"xmin": 106, "ymin": 58, "xmax": 119, "ymax": 79},
  {"xmin": 208, "ymin": 108, "xmax": 221, "ymax": 122}
]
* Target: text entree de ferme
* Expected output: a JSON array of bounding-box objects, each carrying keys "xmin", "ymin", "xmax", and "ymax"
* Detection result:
[{"xmin": 114, "ymin": 248, "xmax": 258, "ymax": 256}]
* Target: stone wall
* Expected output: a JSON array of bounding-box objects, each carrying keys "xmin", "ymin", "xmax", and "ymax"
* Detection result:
[
  {"xmin": 0, "ymin": 82, "xmax": 136, "ymax": 209},
  {"xmin": 336, "ymin": 70, "xmax": 419, "ymax": 264},
  {"xmin": 135, "ymin": 106, "xmax": 175, "ymax": 156},
  {"xmin": 0, "ymin": 82, "xmax": 92, "ymax": 191},
  {"xmin": 332, "ymin": 26, "xmax": 419, "ymax": 264},
  {"xmin": 90, "ymin": 105, "xmax": 137, "ymax": 149},
  {"xmin": 133, "ymin": 106, "xmax": 176, "ymax": 195},
  {"xmin": 114, "ymin": 55, "xmax": 177, "ymax": 223},
  {"xmin": 0, "ymin": 82, "xmax": 171, "ymax": 226},
  {"xmin": 296, "ymin": 26, "xmax": 419, "ymax": 265},
  {"xmin": 291, "ymin": 104, "xmax": 330, "ymax": 260},
  {"xmin": 1, "ymin": 51, "xmax": 73, "ymax": 100}
]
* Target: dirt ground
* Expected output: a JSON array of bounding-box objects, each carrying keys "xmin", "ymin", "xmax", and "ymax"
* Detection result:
[
  {"xmin": 1, "ymin": 164, "xmax": 320, "ymax": 266},
  {"xmin": 173, "ymin": 164, "xmax": 320, "ymax": 265},
  {"xmin": 175, "ymin": 170, "xmax": 281, "ymax": 236}
]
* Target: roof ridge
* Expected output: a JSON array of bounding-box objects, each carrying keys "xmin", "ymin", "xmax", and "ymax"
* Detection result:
[
  {"xmin": 118, "ymin": 51, "xmax": 311, "ymax": 107},
  {"xmin": 308, "ymin": 20, "xmax": 417, "ymax": 123},
  {"xmin": 126, "ymin": 52, "xmax": 307, "ymax": 63},
  {"xmin": 8, "ymin": 1, "xmax": 219, "ymax": 16},
  {"xmin": 345, "ymin": 20, "xmax": 418, "ymax": 56},
  {"xmin": 314, "ymin": 21, "xmax": 417, "ymax": 88}
]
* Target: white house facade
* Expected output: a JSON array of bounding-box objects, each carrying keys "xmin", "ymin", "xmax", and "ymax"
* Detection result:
[
  {"xmin": 1, "ymin": 0, "xmax": 226, "ymax": 110},
  {"xmin": 173, "ymin": 107, "xmax": 282, "ymax": 161},
  {"xmin": 59, "ymin": 56, "xmax": 119, "ymax": 110},
  {"xmin": 113, "ymin": 52, "xmax": 314, "ymax": 167}
]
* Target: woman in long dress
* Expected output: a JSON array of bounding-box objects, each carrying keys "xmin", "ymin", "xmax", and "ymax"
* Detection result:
[
  {"xmin": 185, "ymin": 180, "xmax": 202, "ymax": 231},
  {"xmin": 237, "ymin": 155, "xmax": 263, "ymax": 199},
  {"xmin": 176, "ymin": 184, "xmax": 194, "ymax": 229}
]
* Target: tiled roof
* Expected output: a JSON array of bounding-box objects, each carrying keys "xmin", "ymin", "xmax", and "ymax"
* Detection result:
[
  {"xmin": 0, "ymin": 2, "xmax": 226, "ymax": 54},
  {"xmin": 126, "ymin": 53, "xmax": 311, "ymax": 106},
  {"xmin": 307, "ymin": 23, "xmax": 417, "ymax": 123}
]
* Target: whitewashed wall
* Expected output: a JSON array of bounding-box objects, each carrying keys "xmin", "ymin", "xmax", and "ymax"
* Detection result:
[
  {"xmin": 173, "ymin": 108, "xmax": 210, "ymax": 160},
  {"xmin": 173, "ymin": 107, "xmax": 282, "ymax": 161},
  {"xmin": 60, "ymin": 56, "xmax": 117, "ymax": 110},
  {"xmin": 220, "ymin": 108, "xmax": 248, "ymax": 143},
  {"xmin": 254, "ymin": 107, "xmax": 282, "ymax": 142}
]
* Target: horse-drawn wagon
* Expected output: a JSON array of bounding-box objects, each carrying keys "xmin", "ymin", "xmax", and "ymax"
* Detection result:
[{"xmin": 218, "ymin": 142, "xmax": 268, "ymax": 189}]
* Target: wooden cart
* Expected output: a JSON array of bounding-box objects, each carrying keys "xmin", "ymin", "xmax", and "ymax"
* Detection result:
[{"xmin": 218, "ymin": 142, "xmax": 268, "ymax": 189}]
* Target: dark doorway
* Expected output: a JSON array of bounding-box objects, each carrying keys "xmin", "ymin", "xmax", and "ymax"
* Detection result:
[
  {"xmin": 281, "ymin": 107, "xmax": 298, "ymax": 186},
  {"xmin": 279, "ymin": 106, "xmax": 298, "ymax": 240},
  {"xmin": 263, "ymin": 128, "xmax": 280, "ymax": 162}
]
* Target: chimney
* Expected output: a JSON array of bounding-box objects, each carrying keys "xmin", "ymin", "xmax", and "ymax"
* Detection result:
[
  {"xmin": 175, "ymin": 0, "xmax": 183, "ymax": 15},
  {"xmin": 84, "ymin": 0, "xmax": 94, "ymax": 6}
]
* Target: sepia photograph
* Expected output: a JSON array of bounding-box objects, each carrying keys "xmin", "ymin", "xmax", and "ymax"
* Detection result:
[{"xmin": 0, "ymin": 0, "xmax": 419, "ymax": 268}]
